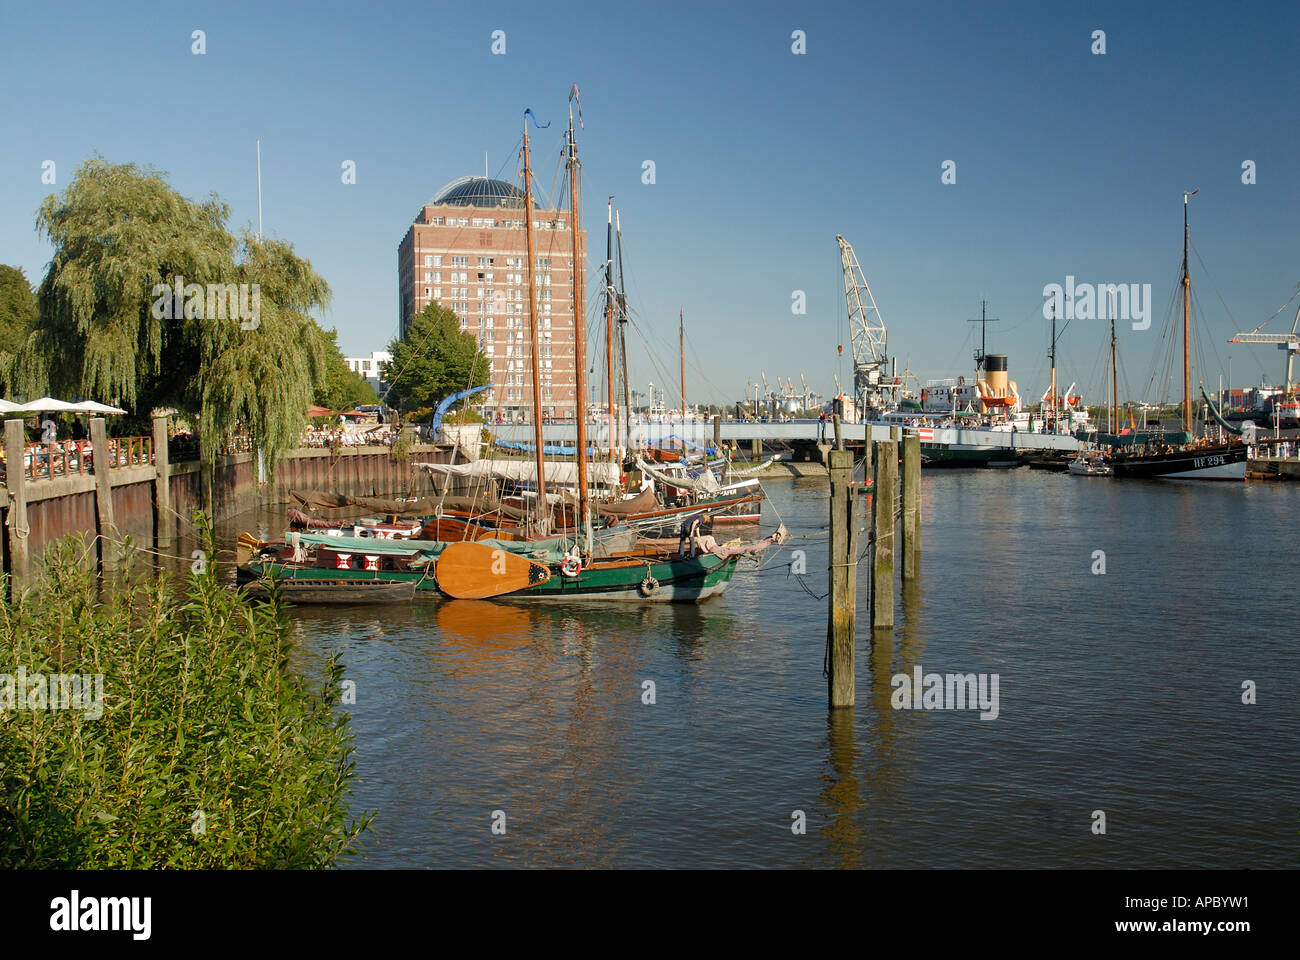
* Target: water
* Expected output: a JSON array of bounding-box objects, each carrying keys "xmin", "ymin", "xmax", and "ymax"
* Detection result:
[{"xmin": 215, "ymin": 472, "xmax": 1300, "ymax": 868}]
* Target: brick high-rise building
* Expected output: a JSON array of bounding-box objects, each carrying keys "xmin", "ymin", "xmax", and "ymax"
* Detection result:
[{"xmin": 397, "ymin": 176, "xmax": 584, "ymax": 423}]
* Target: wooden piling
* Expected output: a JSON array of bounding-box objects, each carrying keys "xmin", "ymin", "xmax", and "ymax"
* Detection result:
[
  {"xmin": 833, "ymin": 414, "xmax": 843, "ymax": 451},
  {"xmin": 871, "ymin": 440, "xmax": 897, "ymax": 628},
  {"xmin": 902, "ymin": 433, "xmax": 921, "ymax": 581},
  {"xmin": 827, "ymin": 449, "xmax": 857, "ymax": 707},
  {"xmin": 751, "ymin": 437, "xmax": 761, "ymax": 461},
  {"xmin": 713, "ymin": 415, "xmax": 721, "ymax": 451},
  {"xmin": 90, "ymin": 417, "xmax": 122, "ymax": 572},
  {"xmin": 152, "ymin": 416, "xmax": 172, "ymax": 548},
  {"xmin": 4, "ymin": 419, "xmax": 31, "ymax": 594}
]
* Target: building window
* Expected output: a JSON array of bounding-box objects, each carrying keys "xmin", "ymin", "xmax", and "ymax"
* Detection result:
[
  {"xmin": 424, "ymin": 287, "xmax": 431, "ymax": 298},
  {"xmin": 423, "ymin": 255, "xmax": 433, "ymax": 267}
]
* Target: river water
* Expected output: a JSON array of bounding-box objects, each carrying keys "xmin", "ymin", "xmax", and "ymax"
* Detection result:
[{"xmin": 215, "ymin": 471, "xmax": 1300, "ymax": 868}]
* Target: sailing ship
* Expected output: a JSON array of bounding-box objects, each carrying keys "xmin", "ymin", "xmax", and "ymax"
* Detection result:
[
  {"xmin": 1108, "ymin": 192, "xmax": 1247, "ymax": 481},
  {"xmin": 238, "ymin": 94, "xmax": 782, "ymax": 602}
]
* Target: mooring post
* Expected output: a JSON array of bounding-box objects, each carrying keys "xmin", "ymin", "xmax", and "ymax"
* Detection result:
[
  {"xmin": 90, "ymin": 417, "xmax": 122, "ymax": 572},
  {"xmin": 890, "ymin": 425, "xmax": 900, "ymax": 442},
  {"xmin": 902, "ymin": 433, "xmax": 921, "ymax": 580},
  {"xmin": 751, "ymin": 436, "xmax": 761, "ymax": 461},
  {"xmin": 713, "ymin": 415, "xmax": 721, "ymax": 451},
  {"xmin": 4, "ymin": 419, "xmax": 31, "ymax": 594},
  {"xmin": 862, "ymin": 423, "xmax": 872, "ymax": 480},
  {"xmin": 827, "ymin": 449, "xmax": 857, "ymax": 707},
  {"xmin": 152, "ymin": 415, "xmax": 172, "ymax": 549},
  {"xmin": 833, "ymin": 413, "xmax": 843, "ymax": 451},
  {"xmin": 871, "ymin": 439, "xmax": 897, "ymax": 628}
]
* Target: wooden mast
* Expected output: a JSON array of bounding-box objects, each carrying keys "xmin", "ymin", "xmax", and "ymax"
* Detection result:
[
  {"xmin": 566, "ymin": 100, "xmax": 590, "ymax": 543},
  {"xmin": 1182, "ymin": 190, "xmax": 1196, "ymax": 433},
  {"xmin": 1109, "ymin": 287, "xmax": 1118, "ymax": 435},
  {"xmin": 1049, "ymin": 301, "xmax": 1057, "ymax": 429},
  {"xmin": 521, "ymin": 116, "xmax": 547, "ymax": 531},
  {"xmin": 605, "ymin": 199, "xmax": 617, "ymax": 462},
  {"xmin": 615, "ymin": 210, "xmax": 631, "ymax": 453}
]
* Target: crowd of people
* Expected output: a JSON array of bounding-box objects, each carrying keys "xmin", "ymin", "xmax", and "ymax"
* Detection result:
[{"xmin": 302, "ymin": 426, "xmax": 397, "ymax": 448}]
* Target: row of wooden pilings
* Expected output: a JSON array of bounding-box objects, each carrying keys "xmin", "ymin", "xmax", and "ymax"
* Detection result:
[
  {"xmin": 4, "ymin": 415, "xmax": 178, "ymax": 594},
  {"xmin": 825, "ymin": 417, "xmax": 921, "ymax": 708}
]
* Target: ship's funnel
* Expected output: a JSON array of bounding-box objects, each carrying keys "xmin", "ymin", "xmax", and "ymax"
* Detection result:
[{"xmin": 984, "ymin": 354, "xmax": 1009, "ymax": 397}]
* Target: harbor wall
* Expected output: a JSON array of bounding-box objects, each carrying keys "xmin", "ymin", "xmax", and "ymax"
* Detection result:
[{"xmin": 1, "ymin": 444, "xmax": 450, "ymax": 579}]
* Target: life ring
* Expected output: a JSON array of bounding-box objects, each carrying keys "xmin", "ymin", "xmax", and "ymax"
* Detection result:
[
  {"xmin": 357, "ymin": 527, "xmax": 372, "ymax": 538},
  {"xmin": 639, "ymin": 574, "xmax": 659, "ymax": 597},
  {"xmin": 561, "ymin": 555, "xmax": 582, "ymax": 578}
]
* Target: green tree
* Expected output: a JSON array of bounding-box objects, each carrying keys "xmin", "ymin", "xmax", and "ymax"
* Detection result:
[
  {"xmin": 314, "ymin": 329, "xmax": 377, "ymax": 412},
  {"xmin": 13, "ymin": 157, "xmax": 330, "ymax": 478},
  {"xmin": 0, "ymin": 265, "xmax": 37, "ymax": 394},
  {"xmin": 385, "ymin": 302, "xmax": 487, "ymax": 414}
]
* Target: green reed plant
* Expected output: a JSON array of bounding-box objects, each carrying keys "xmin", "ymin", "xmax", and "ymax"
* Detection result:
[{"xmin": 0, "ymin": 515, "xmax": 372, "ymax": 868}]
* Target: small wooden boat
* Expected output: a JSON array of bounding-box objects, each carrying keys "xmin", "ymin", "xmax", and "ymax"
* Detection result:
[{"xmin": 242, "ymin": 577, "xmax": 417, "ymax": 604}]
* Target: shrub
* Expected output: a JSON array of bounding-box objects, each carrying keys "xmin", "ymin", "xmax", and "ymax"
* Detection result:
[{"xmin": 0, "ymin": 517, "xmax": 372, "ymax": 868}]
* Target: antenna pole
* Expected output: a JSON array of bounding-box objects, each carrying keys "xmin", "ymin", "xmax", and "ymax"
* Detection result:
[{"xmin": 256, "ymin": 139, "xmax": 263, "ymax": 240}]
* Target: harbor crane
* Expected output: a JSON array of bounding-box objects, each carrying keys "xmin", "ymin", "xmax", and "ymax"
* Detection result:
[
  {"xmin": 836, "ymin": 234, "xmax": 899, "ymax": 416},
  {"xmin": 1228, "ymin": 291, "xmax": 1300, "ymax": 399}
]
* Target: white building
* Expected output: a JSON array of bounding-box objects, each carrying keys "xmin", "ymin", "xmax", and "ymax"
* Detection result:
[{"xmin": 344, "ymin": 351, "xmax": 391, "ymax": 392}]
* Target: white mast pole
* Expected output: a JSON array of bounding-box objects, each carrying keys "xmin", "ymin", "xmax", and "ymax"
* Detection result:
[{"xmin": 256, "ymin": 139, "xmax": 263, "ymax": 240}]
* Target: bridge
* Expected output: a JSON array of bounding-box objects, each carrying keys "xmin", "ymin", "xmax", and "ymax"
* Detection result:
[{"xmin": 481, "ymin": 419, "xmax": 1082, "ymax": 453}]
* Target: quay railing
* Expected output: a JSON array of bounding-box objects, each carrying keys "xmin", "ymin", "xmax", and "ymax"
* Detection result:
[{"xmin": 12, "ymin": 436, "xmax": 155, "ymax": 483}]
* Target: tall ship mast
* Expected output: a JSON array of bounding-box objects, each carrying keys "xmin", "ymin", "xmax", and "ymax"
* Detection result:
[
  {"xmin": 1109, "ymin": 192, "xmax": 1247, "ymax": 480},
  {"xmin": 520, "ymin": 113, "xmax": 550, "ymax": 532}
]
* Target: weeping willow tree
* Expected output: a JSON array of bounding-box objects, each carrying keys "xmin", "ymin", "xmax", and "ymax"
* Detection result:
[
  {"xmin": 199, "ymin": 231, "xmax": 329, "ymax": 478},
  {"xmin": 15, "ymin": 157, "xmax": 331, "ymax": 494}
]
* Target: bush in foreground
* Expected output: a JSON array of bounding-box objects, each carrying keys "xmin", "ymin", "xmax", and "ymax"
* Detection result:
[{"xmin": 0, "ymin": 524, "xmax": 372, "ymax": 867}]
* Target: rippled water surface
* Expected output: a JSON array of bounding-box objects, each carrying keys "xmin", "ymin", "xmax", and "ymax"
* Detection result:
[{"xmin": 216, "ymin": 472, "xmax": 1300, "ymax": 868}]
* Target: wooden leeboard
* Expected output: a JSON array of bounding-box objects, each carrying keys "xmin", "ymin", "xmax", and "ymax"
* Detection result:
[{"xmin": 435, "ymin": 541, "xmax": 552, "ymax": 599}]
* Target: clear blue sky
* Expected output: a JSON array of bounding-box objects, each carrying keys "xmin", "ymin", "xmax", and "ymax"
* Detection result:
[{"xmin": 2, "ymin": 0, "xmax": 1297, "ymax": 407}]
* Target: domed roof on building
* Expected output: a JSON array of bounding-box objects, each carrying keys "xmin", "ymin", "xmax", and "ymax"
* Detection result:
[{"xmin": 430, "ymin": 176, "xmax": 532, "ymax": 208}]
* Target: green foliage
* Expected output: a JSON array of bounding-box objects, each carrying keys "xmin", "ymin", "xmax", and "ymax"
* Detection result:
[
  {"xmin": 0, "ymin": 265, "xmax": 37, "ymax": 392},
  {"xmin": 385, "ymin": 303, "xmax": 488, "ymax": 413},
  {"xmin": 314, "ymin": 329, "xmax": 377, "ymax": 412},
  {"xmin": 15, "ymin": 157, "xmax": 332, "ymax": 480},
  {"xmin": 0, "ymin": 520, "xmax": 372, "ymax": 868}
]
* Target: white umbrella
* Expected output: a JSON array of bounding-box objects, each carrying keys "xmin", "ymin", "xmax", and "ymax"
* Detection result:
[
  {"xmin": 71, "ymin": 401, "xmax": 128, "ymax": 415},
  {"xmin": 19, "ymin": 397, "xmax": 81, "ymax": 413},
  {"xmin": 0, "ymin": 399, "xmax": 24, "ymax": 414}
]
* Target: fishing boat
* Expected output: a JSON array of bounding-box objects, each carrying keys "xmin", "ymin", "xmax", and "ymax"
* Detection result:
[{"xmin": 1109, "ymin": 192, "xmax": 1247, "ymax": 481}]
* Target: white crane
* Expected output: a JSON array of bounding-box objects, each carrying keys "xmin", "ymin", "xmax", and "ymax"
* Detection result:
[
  {"xmin": 1228, "ymin": 293, "xmax": 1300, "ymax": 397},
  {"xmin": 836, "ymin": 234, "xmax": 896, "ymax": 415}
]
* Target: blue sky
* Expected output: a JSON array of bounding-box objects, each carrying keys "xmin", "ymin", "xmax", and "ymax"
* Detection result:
[{"xmin": 2, "ymin": 0, "xmax": 1298, "ymax": 407}]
